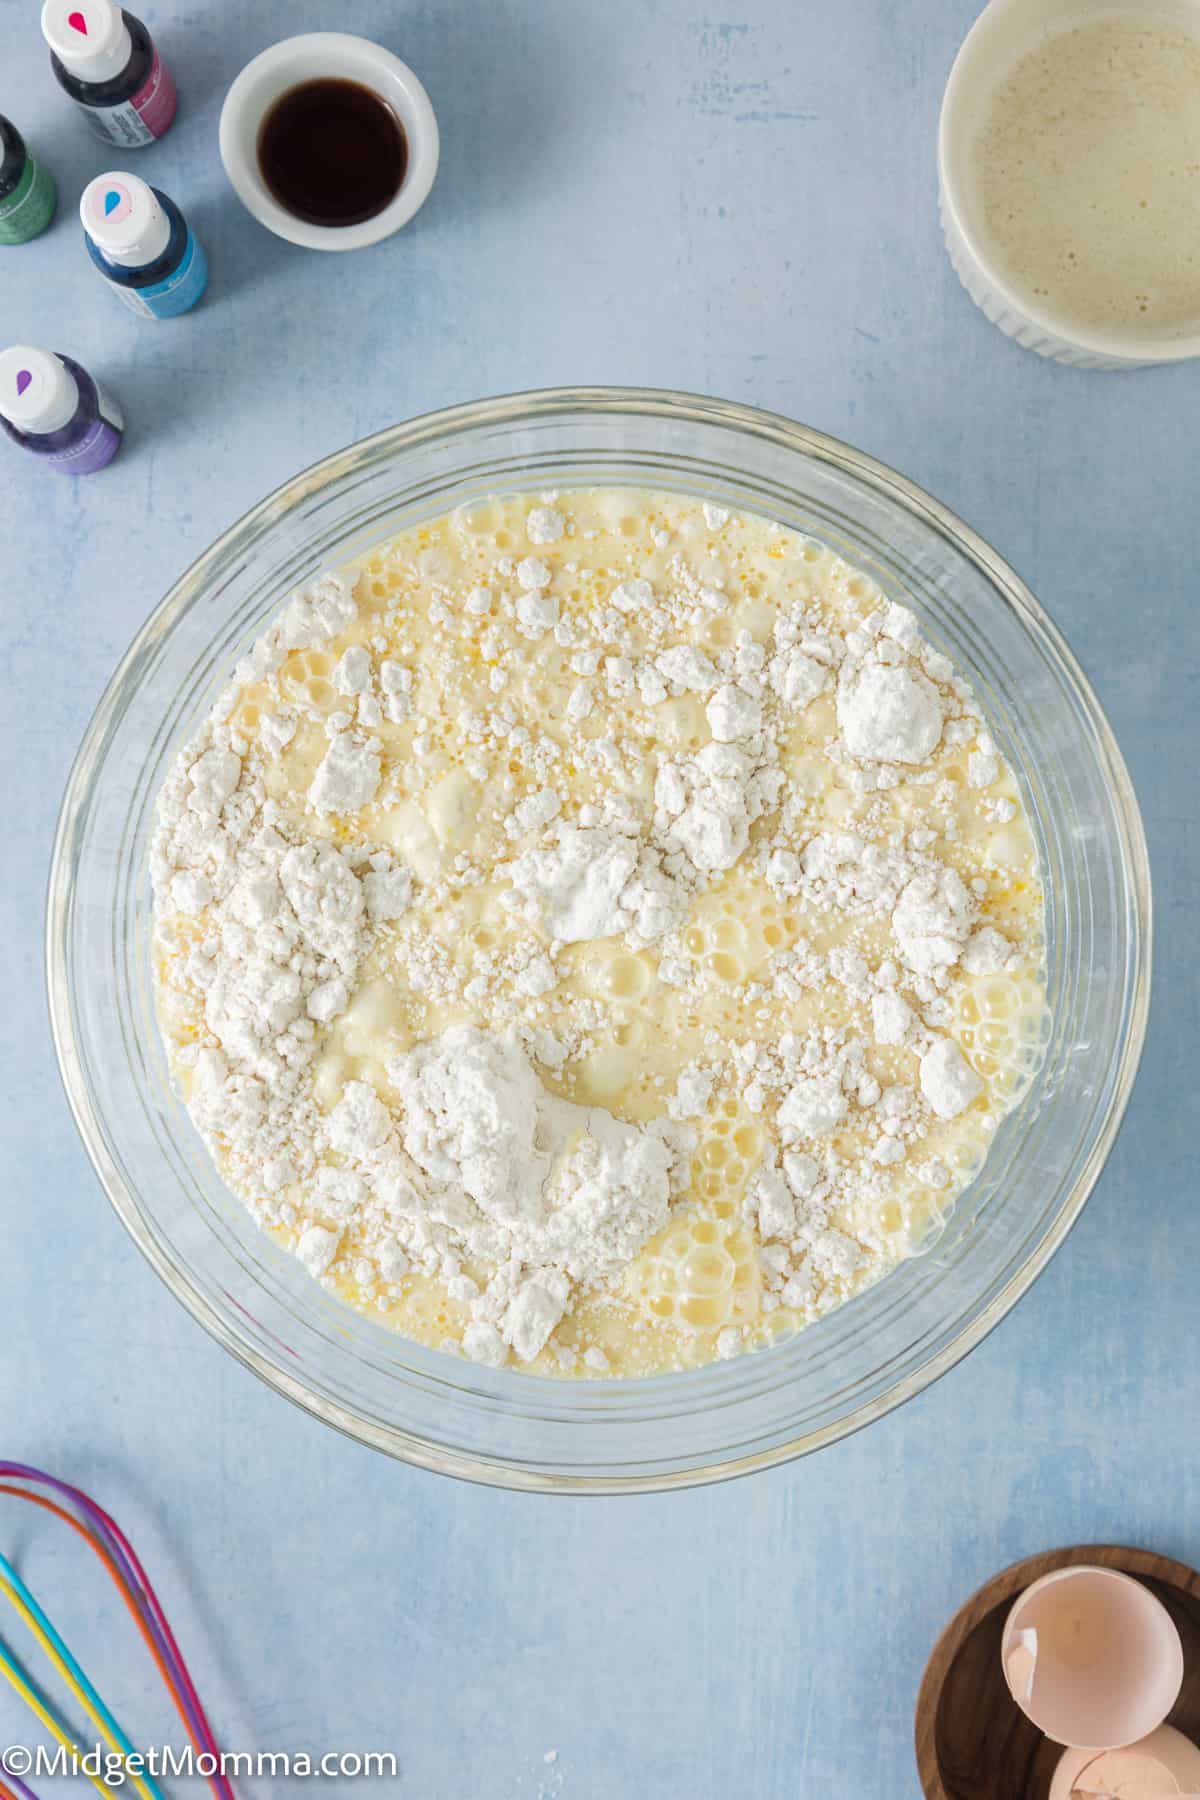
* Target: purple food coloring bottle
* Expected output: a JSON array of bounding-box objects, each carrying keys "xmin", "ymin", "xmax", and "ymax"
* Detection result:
[{"xmin": 0, "ymin": 345, "xmax": 123, "ymax": 473}]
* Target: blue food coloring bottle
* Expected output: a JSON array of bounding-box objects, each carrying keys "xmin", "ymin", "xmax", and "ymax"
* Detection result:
[{"xmin": 80, "ymin": 169, "xmax": 206, "ymax": 317}]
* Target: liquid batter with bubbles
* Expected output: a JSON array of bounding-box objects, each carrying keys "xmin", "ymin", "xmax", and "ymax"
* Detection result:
[
  {"xmin": 969, "ymin": 13, "xmax": 1200, "ymax": 341},
  {"xmin": 151, "ymin": 490, "xmax": 1047, "ymax": 1377}
]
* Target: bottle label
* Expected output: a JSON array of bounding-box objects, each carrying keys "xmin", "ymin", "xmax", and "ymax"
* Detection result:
[
  {"xmin": 130, "ymin": 49, "xmax": 177, "ymax": 139},
  {"xmin": 0, "ymin": 155, "xmax": 57, "ymax": 245},
  {"xmin": 46, "ymin": 413, "xmax": 122, "ymax": 474},
  {"xmin": 109, "ymin": 230, "xmax": 208, "ymax": 319},
  {"xmin": 94, "ymin": 383, "xmax": 124, "ymax": 432},
  {"xmin": 80, "ymin": 94, "xmax": 156, "ymax": 147},
  {"xmin": 79, "ymin": 50, "xmax": 177, "ymax": 146}
]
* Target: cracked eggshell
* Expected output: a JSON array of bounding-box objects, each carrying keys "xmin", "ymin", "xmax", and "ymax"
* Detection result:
[
  {"xmin": 1001, "ymin": 1565, "xmax": 1184, "ymax": 1750},
  {"xmin": 1049, "ymin": 1723, "xmax": 1200, "ymax": 1798}
]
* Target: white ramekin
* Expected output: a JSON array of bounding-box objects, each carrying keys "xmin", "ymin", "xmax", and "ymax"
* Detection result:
[
  {"xmin": 219, "ymin": 32, "xmax": 439, "ymax": 252},
  {"xmin": 939, "ymin": 0, "xmax": 1200, "ymax": 369}
]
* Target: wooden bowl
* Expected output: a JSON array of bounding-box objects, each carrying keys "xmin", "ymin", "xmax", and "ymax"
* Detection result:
[{"xmin": 915, "ymin": 1544, "xmax": 1200, "ymax": 1799}]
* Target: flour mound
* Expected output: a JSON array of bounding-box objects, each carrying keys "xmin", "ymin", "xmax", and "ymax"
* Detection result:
[
  {"xmin": 837, "ymin": 661, "xmax": 943, "ymax": 763},
  {"xmin": 389, "ymin": 1027, "xmax": 674, "ymax": 1281},
  {"xmin": 386, "ymin": 1026, "xmax": 680, "ymax": 1354},
  {"xmin": 507, "ymin": 824, "xmax": 639, "ymax": 943},
  {"xmin": 920, "ymin": 1037, "xmax": 983, "ymax": 1119},
  {"xmin": 391, "ymin": 1026, "xmax": 555, "ymax": 1227},
  {"xmin": 539, "ymin": 1114, "xmax": 673, "ymax": 1282},
  {"xmin": 506, "ymin": 821, "xmax": 687, "ymax": 947},
  {"xmin": 893, "ymin": 867, "xmax": 973, "ymax": 979}
]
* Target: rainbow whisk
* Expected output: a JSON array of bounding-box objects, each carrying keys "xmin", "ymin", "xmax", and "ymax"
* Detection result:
[{"xmin": 0, "ymin": 1464, "xmax": 234, "ymax": 1800}]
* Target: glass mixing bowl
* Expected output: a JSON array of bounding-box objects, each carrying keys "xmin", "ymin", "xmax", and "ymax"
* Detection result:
[{"xmin": 47, "ymin": 388, "xmax": 1150, "ymax": 1492}]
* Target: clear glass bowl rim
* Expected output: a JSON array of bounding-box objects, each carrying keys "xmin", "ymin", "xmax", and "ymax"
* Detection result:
[{"xmin": 45, "ymin": 385, "xmax": 1153, "ymax": 1492}]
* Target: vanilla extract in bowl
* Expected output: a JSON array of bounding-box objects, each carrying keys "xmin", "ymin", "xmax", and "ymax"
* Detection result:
[{"xmin": 257, "ymin": 77, "xmax": 408, "ymax": 228}]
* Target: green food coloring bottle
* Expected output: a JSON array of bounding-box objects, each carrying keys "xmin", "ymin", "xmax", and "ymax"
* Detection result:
[{"xmin": 0, "ymin": 116, "xmax": 58, "ymax": 245}]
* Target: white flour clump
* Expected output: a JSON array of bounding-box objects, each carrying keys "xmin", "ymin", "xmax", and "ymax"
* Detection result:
[
  {"xmin": 506, "ymin": 818, "xmax": 687, "ymax": 948},
  {"xmin": 393, "ymin": 1027, "xmax": 552, "ymax": 1225},
  {"xmin": 309, "ymin": 730, "xmax": 382, "ymax": 813},
  {"xmin": 656, "ymin": 742, "xmax": 753, "ymax": 873},
  {"xmin": 150, "ymin": 577, "xmax": 409, "ymax": 1203},
  {"xmin": 777, "ymin": 1073, "xmax": 847, "ymax": 1140},
  {"xmin": 654, "ymin": 730, "xmax": 782, "ymax": 883},
  {"xmin": 919, "ymin": 1037, "xmax": 982, "ymax": 1119},
  {"xmin": 526, "ymin": 506, "xmax": 565, "ymax": 545},
  {"xmin": 507, "ymin": 824, "xmax": 638, "ymax": 942},
  {"xmin": 837, "ymin": 660, "xmax": 943, "ymax": 764},
  {"xmin": 382, "ymin": 1026, "xmax": 682, "ymax": 1360},
  {"xmin": 893, "ymin": 867, "xmax": 974, "ymax": 980},
  {"xmin": 539, "ymin": 1115, "xmax": 673, "ymax": 1281}
]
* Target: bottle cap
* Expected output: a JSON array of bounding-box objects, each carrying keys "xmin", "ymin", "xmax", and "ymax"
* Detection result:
[
  {"xmin": 0, "ymin": 346, "xmax": 79, "ymax": 435},
  {"xmin": 81, "ymin": 171, "xmax": 169, "ymax": 265},
  {"xmin": 41, "ymin": 0, "xmax": 133, "ymax": 83}
]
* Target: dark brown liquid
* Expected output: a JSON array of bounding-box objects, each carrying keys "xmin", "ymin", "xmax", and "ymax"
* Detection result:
[{"xmin": 257, "ymin": 79, "xmax": 408, "ymax": 228}]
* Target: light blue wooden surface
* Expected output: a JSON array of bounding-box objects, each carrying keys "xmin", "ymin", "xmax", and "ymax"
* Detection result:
[{"xmin": 2, "ymin": 0, "xmax": 1196, "ymax": 1793}]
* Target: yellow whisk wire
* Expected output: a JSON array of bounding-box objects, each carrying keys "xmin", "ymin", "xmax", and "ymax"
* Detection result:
[
  {"xmin": 0, "ymin": 1573, "xmax": 134, "ymax": 1800},
  {"xmin": 0, "ymin": 1563, "xmax": 160, "ymax": 1800}
]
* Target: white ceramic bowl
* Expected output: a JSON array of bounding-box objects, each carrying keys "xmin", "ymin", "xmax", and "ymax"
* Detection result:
[
  {"xmin": 939, "ymin": 0, "xmax": 1200, "ymax": 368},
  {"xmin": 218, "ymin": 31, "xmax": 439, "ymax": 252}
]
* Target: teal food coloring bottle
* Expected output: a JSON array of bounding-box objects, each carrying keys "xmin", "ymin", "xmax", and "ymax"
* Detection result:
[
  {"xmin": 0, "ymin": 116, "xmax": 57, "ymax": 244},
  {"xmin": 80, "ymin": 170, "xmax": 207, "ymax": 317}
]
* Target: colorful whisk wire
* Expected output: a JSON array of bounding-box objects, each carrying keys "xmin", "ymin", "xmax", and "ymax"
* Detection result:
[
  {"xmin": 0, "ymin": 1588, "xmax": 133, "ymax": 1800},
  {"xmin": 0, "ymin": 1465, "xmax": 234, "ymax": 1800},
  {"xmin": 0, "ymin": 1765, "xmax": 39, "ymax": 1800},
  {"xmin": 0, "ymin": 1554, "xmax": 162, "ymax": 1800}
]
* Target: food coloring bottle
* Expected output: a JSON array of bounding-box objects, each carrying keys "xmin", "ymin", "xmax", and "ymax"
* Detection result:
[
  {"xmin": 81, "ymin": 172, "xmax": 207, "ymax": 317},
  {"xmin": 41, "ymin": 0, "xmax": 176, "ymax": 148},
  {"xmin": 0, "ymin": 345, "xmax": 123, "ymax": 474},
  {"xmin": 0, "ymin": 116, "xmax": 58, "ymax": 245}
]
